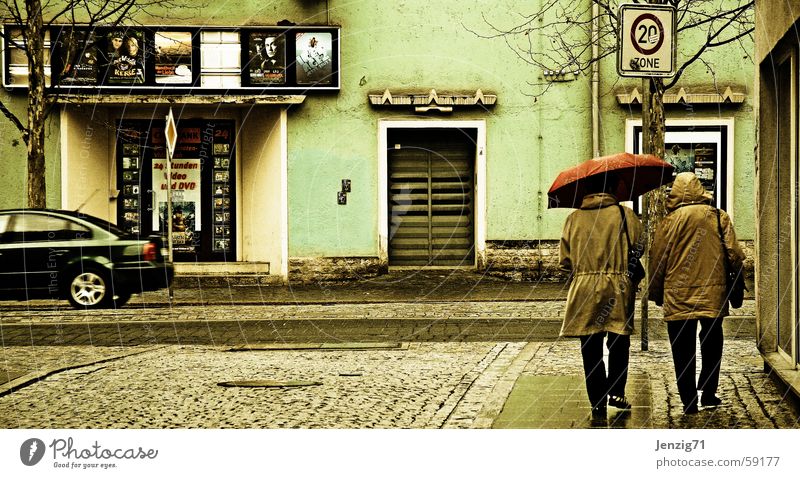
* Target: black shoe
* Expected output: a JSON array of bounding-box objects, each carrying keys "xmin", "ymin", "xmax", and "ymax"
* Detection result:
[
  {"xmin": 608, "ymin": 395, "xmax": 632, "ymax": 410},
  {"xmin": 591, "ymin": 406, "xmax": 607, "ymax": 420},
  {"xmin": 683, "ymin": 404, "xmax": 699, "ymax": 414},
  {"xmin": 701, "ymin": 395, "xmax": 722, "ymax": 407}
]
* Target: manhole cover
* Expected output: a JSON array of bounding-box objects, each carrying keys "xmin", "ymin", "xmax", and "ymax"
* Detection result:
[
  {"xmin": 217, "ymin": 380, "xmax": 322, "ymax": 388},
  {"xmin": 227, "ymin": 342, "xmax": 404, "ymax": 352}
]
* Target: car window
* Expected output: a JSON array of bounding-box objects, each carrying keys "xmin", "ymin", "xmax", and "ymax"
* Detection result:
[
  {"xmin": 72, "ymin": 214, "xmax": 127, "ymax": 237},
  {"xmin": 6, "ymin": 213, "xmax": 91, "ymax": 242},
  {"xmin": 0, "ymin": 215, "xmax": 9, "ymax": 235}
]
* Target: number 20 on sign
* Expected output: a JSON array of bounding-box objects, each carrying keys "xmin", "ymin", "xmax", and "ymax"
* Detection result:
[{"xmin": 617, "ymin": 3, "xmax": 676, "ymax": 77}]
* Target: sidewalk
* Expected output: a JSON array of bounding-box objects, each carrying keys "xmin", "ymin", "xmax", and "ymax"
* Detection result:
[
  {"xmin": 0, "ymin": 270, "xmax": 792, "ymax": 429},
  {"xmin": 145, "ymin": 269, "xmax": 571, "ymax": 305},
  {"xmin": 0, "ymin": 270, "xmax": 756, "ymax": 346}
]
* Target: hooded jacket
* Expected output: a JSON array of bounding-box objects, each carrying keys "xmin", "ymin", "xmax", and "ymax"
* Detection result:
[
  {"xmin": 648, "ymin": 172, "xmax": 745, "ymax": 321},
  {"xmin": 559, "ymin": 192, "xmax": 643, "ymax": 337}
]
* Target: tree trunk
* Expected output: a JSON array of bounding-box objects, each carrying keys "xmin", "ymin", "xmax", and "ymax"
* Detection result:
[
  {"xmin": 25, "ymin": 0, "xmax": 47, "ymax": 208},
  {"xmin": 639, "ymin": 76, "xmax": 666, "ymax": 351}
]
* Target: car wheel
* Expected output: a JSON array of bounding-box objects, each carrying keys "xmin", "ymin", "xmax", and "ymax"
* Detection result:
[{"xmin": 67, "ymin": 268, "xmax": 113, "ymax": 309}]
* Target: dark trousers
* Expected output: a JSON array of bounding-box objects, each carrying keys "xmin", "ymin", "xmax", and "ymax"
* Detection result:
[
  {"xmin": 666, "ymin": 318, "xmax": 723, "ymax": 409},
  {"xmin": 579, "ymin": 332, "xmax": 630, "ymax": 409}
]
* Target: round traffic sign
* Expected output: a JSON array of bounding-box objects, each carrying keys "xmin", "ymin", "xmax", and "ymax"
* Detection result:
[{"xmin": 630, "ymin": 13, "xmax": 664, "ymax": 56}]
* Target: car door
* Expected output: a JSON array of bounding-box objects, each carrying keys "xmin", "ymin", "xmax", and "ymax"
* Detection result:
[{"xmin": 0, "ymin": 212, "xmax": 91, "ymax": 296}]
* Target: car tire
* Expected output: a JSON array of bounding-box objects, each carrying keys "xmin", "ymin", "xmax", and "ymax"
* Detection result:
[{"xmin": 66, "ymin": 268, "xmax": 116, "ymax": 309}]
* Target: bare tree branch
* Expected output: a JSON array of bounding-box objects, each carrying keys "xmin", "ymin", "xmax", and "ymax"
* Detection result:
[
  {"xmin": 0, "ymin": 0, "xmax": 196, "ymax": 207},
  {"xmin": 0, "ymin": 97, "xmax": 27, "ymax": 142},
  {"xmin": 471, "ymin": 0, "xmax": 753, "ymax": 99}
]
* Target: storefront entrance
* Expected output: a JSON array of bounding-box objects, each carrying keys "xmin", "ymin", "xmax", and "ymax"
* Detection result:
[{"xmin": 116, "ymin": 119, "xmax": 236, "ymax": 262}]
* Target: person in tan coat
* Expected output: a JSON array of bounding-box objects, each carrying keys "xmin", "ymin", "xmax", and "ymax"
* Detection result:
[
  {"xmin": 559, "ymin": 173, "xmax": 643, "ymax": 417},
  {"xmin": 649, "ymin": 172, "xmax": 745, "ymax": 414}
]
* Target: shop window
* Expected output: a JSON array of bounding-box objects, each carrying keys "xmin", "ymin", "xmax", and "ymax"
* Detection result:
[
  {"xmin": 631, "ymin": 121, "xmax": 732, "ymax": 212},
  {"xmin": 116, "ymin": 120, "xmax": 236, "ymax": 262}
]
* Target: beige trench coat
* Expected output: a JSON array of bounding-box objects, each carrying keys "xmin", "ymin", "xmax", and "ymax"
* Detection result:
[
  {"xmin": 559, "ymin": 193, "xmax": 643, "ymax": 337},
  {"xmin": 648, "ymin": 172, "xmax": 745, "ymax": 321}
]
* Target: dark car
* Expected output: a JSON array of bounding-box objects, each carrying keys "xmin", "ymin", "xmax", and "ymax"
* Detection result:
[{"xmin": 0, "ymin": 209, "xmax": 174, "ymax": 309}]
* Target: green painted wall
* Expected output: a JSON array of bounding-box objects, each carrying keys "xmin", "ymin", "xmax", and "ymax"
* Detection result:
[
  {"xmin": 286, "ymin": 1, "xmax": 598, "ymax": 255},
  {"xmin": 1, "ymin": 1, "xmax": 754, "ymax": 255},
  {"xmin": 0, "ymin": 93, "xmax": 61, "ymax": 209},
  {"xmin": 284, "ymin": 0, "xmax": 754, "ymax": 256}
]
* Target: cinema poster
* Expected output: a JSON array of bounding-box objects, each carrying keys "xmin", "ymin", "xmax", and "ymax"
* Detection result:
[
  {"xmin": 57, "ymin": 29, "xmax": 99, "ymax": 85},
  {"xmin": 295, "ymin": 32, "xmax": 333, "ymax": 85},
  {"xmin": 152, "ymin": 158, "xmax": 202, "ymax": 237},
  {"xmin": 106, "ymin": 30, "xmax": 145, "ymax": 85},
  {"xmin": 247, "ymin": 31, "xmax": 286, "ymax": 85},
  {"xmin": 155, "ymin": 31, "xmax": 193, "ymax": 84}
]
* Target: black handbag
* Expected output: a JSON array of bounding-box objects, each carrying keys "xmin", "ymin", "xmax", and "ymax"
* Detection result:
[
  {"xmin": 715, "ymin": 209, "xmax": 746, "ymax": 309},
  {"xmin": 618, "ymin": 206, "xmax": 645, "ymax": 289}
]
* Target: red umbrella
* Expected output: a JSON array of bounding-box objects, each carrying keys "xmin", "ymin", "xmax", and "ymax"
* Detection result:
[{"xmin": 548, "ymin": 152, "xmax": 675, "ymax": 208}]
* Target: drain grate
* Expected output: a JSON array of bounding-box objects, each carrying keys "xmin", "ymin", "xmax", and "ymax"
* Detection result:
[
  {"xmin": 226, "ymin": 342, "xmax": 405, "ymax": 352},
  {"xmin": 217, "ymin": 380, "xmax": 323, "ymax": 388}
]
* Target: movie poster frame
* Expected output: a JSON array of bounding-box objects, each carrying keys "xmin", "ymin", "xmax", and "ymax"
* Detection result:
[{"xmin": 2, "ymin": 24, "xmax": 340, "ymax": 92}]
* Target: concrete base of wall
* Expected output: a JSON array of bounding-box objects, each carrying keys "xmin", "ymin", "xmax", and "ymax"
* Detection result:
[
  {"xmin": 480, "ymin": 240, "xmax": 567, "ymax": 282},
  {"xmin": 763, "ymin": 352, "xmax": 800, "ymax": 410},
  {"xmin": 480, "ymin": 239, "xmax": 756, "ymax": 283},
  {"xmin": 289, "ymin": 257, "xmax": 385, "ymax": 283},
  {"xmin": 282, "ymin": 239, "xmax": 755, "ymax": 284},
  {"xmin": 173, "ymin": 262, "xmax": 280, "ymax": 287}
]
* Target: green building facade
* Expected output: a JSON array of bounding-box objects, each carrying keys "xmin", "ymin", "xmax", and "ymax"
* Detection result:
[
  {"xmin": 754, "ymin": 0, "xmax": 800, "ymax": 399},
  {"xmin": 0, "ymin": 1, "xmax": 755, "ymax": 283}
]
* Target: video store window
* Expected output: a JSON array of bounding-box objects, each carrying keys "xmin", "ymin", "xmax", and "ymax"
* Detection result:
[{"xmin": 116, "ymin": 120, "xmax": 236, "ymax": 261}]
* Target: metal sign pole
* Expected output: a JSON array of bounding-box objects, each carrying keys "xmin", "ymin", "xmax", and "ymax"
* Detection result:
[
  {"xmin": 165, "ymin": 109, "xmax": 177, "ymax": 302},
  {"xmin": 166, "ymin": 138, "xmax": 173, "ymax": 300}
]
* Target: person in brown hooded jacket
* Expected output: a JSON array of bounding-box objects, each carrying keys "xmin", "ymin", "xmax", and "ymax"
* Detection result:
[
  {"xmin": 559, "ymin": 173, "xmax": 643, "ymax": 418},
  {"xmin": 649, "ymin": 172, "xmax": 745, "ymax": 414}
]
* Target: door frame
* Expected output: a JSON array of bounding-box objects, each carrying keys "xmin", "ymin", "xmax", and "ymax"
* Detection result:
[{"xmin": 378, "ymin": 120, "xmax": 486, "ymax": 268}]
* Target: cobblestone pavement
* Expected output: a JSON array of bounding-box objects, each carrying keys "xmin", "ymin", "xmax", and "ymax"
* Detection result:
[
  {"xmin": 0, "ymin": 339, "xmax": 796, "ymax": 429},
  {"xmin": 0, "ymin": 300, "xmax": 756, "ymax": 323},
  {"xmin": 0, "ymin": 300, "xmax": 757, "ymax": 345}
]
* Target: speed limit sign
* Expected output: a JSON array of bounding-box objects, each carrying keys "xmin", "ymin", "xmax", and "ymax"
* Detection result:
[{"xmin": 617, "ymin": 3, "xmax": 676, "ymax": 77}]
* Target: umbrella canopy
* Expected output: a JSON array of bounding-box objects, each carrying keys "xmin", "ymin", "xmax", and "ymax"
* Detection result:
[{"xmin": 548, "ymin": 152, "xmax": 675, "ymax": 208}]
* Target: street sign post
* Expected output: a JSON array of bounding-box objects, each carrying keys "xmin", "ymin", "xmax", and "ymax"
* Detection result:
[
  {"xmin": 617, "ymin": 3, "xmax": 676, "ymax": 78},
  {"xmin": 164, "ymin": 108, "xmax": 177, "ymax": 282}
]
